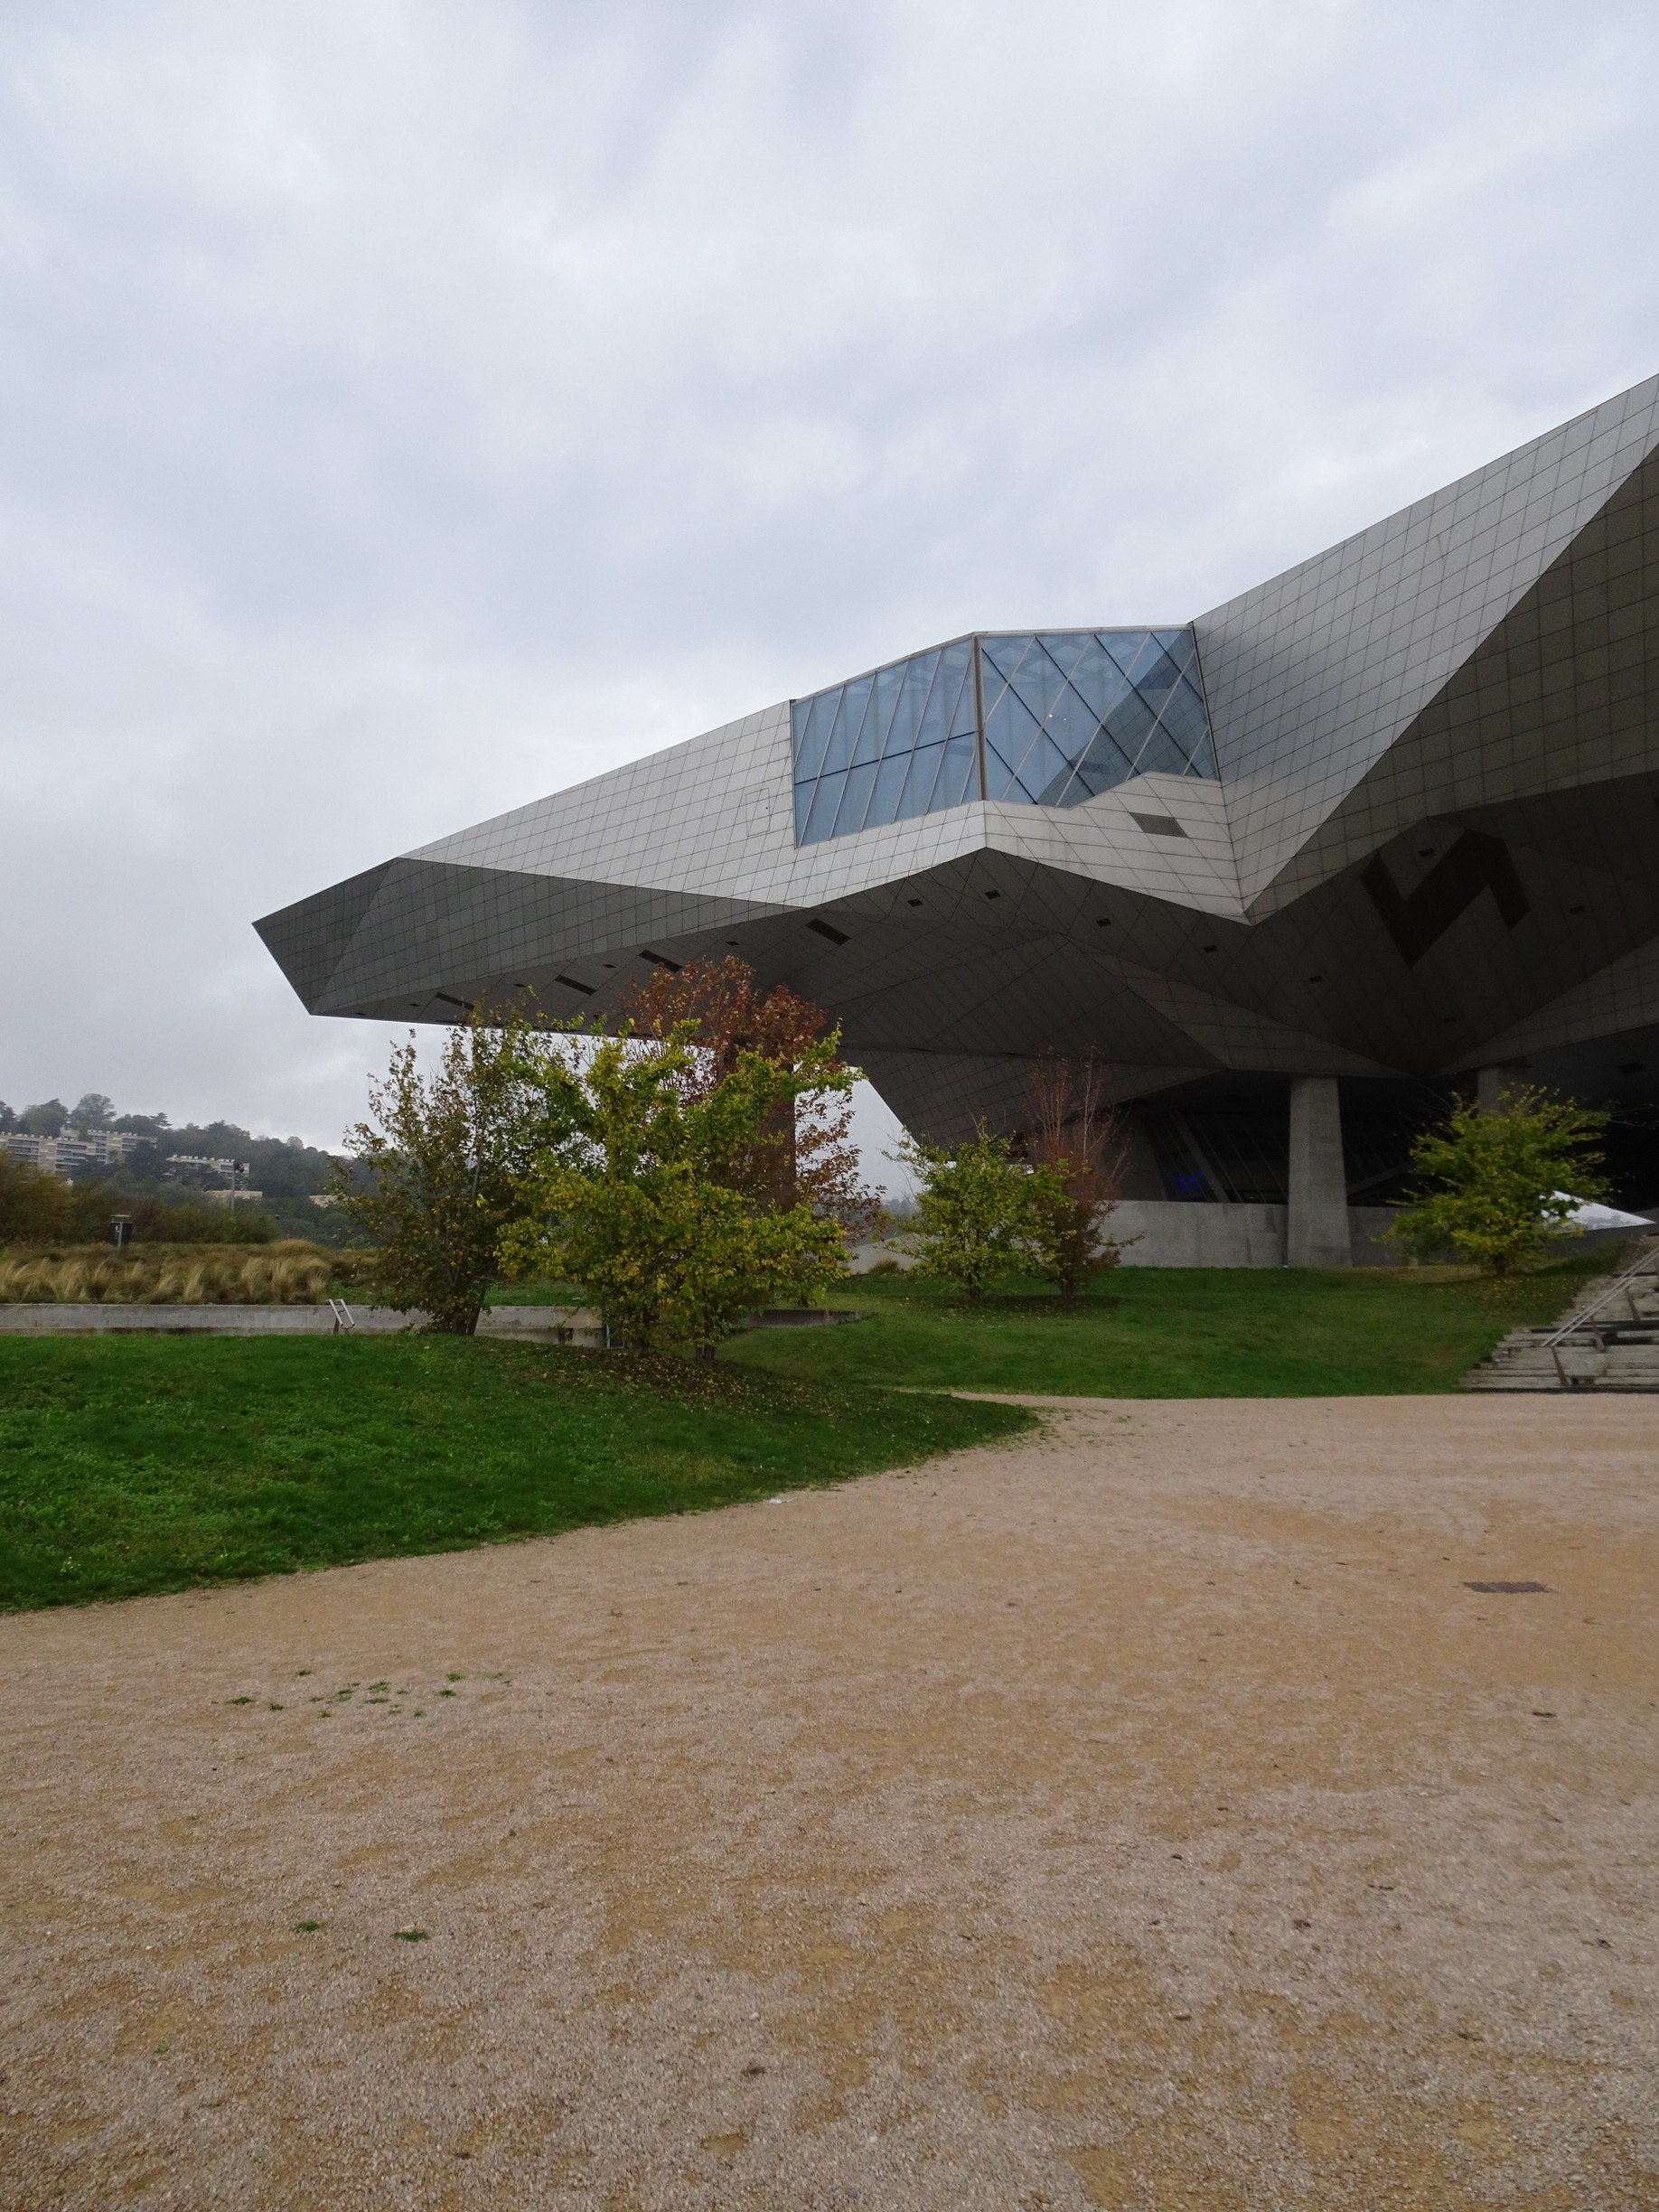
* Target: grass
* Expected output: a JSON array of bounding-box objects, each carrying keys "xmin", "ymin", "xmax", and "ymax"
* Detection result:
[
  {"xmin": 0, "ymin": 1335, "xmax": 1031, "ymax": 1614},
  {"xmin": 719, "ymin": 1248, "xmax": 1626, "ymax": 1399}
]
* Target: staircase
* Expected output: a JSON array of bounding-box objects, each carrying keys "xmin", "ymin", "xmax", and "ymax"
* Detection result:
[{"xmin": 1462, "ymin": 1237, "xmax": 1659, "ymax": 1392}]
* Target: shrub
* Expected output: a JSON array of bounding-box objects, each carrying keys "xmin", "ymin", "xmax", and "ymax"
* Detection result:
[
  {"xmin": 0, "ymin": 1155, "xmax": 276, "ymax": 1247},
  {"xmin": 0, "ymin": 1153, "xmax": 76, "ymax": 1243},
  {"xmin": 499, "ymin": 1027, "xmax": 848, "ymax": 1354},
  {"xmin": 1389, "ymin": 1086, "xmax": 1610, "ymax": 1275},
  {"xmin": 336, "ymin": 1017, "xmax": 544, "ymax": 1335},
  {"xmin": 895, "ymin": 1124, "xmax": 1032, "ymax": 1300},
  {"xmin": 623, "ymin": 955, "xmax": 884, "ymax": 1237},
  {"xmin": 1021, "ymin": 1053, "xmax": 1134, "ymax": 1300}
]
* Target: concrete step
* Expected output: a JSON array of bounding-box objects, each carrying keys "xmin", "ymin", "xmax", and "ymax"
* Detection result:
[{"xmin": 1460, "ymin": 1238, "xmax": 1659, "ymax": 1392}]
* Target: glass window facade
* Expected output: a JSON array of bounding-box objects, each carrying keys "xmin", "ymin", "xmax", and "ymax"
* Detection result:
[{"xmin": 792, "ymin": 628, "xmax": 1214, "ymax": 845}]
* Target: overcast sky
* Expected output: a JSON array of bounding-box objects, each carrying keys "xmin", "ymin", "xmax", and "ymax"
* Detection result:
[{"xmin": 3, "ymin": 0, "xmax": 1657, "ymax": 1169}]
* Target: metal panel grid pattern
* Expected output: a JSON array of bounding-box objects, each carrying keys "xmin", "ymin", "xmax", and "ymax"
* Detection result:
[
  {"xmin": 412, "ymin": 698, "xmax": 1249, "ymax": 922},
  {"xmin": 1195, "ymin": 373, "xmax": 1659, "ymax": 914},
  {"xmin": 1265, "ymin": 442, "xmax": 1659, "ymax": 911},
  {"xmin": 257, "ymin": 370, "xmax": 1659, "ymax": 1156},
  {"xmin": 1456, "ymin": 934, "xmax": 1659, "ymax": 1065}
]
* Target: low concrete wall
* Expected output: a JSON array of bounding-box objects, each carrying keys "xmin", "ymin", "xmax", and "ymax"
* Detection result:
[
  {"xmin": 852, "ymin": 1208, "xmax": 1406, "ymax": 1271},
  {"xmin": 1113, "ymin": 1202, "xmax": 1288, "ymax": 1268},
  {"xmin": 0, "ymin": 1301, "xmax": 867, "ymax": 1340},
  {"xmin": 480, "ymin": 1306, "xmax": 605, "ymax": 1345},
  {"xmin": 1113, "ymin": 1203, "xmax": 1404, "ymax": 1267},
  {"xmin": 1349, "ymin": 1208, "xmax": 1406, "ymax": 1266},
  {"xmin": 0, "ymin": 1303, "xmax": 395, "ymax": 1336},
  {"xmin": 0, "ymin": 1303, "xmax": 606, "ymax": 1340}
]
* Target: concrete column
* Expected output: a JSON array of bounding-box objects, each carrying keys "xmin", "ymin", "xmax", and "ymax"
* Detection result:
[
  {"xmin": 1287, "ymin": 1075, "xmax": 1351, "ymax": 1268},
  {"xmin": 1476, "ymin": 1064, "xmax": 1526, "ymax": 1115}
]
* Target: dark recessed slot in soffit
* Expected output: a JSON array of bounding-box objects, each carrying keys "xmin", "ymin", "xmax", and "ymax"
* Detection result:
[
  {"xmin": 807, "ymin": 918, "xmax": 849, "ymax": 944},
  {"xmin": 639, "ymin": 950, "xmax": 681, "ymax": 970},
  {"xmin": 555, "ymin": 973, "xmax": 596, "ymax": 996},
  {"xmin": 1129, "ymin": 812, "xmax": 1186, "ymax": 838}
]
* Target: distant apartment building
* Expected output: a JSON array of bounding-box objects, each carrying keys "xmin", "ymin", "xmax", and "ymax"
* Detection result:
[
  {"xmin": 165, "ymin": 1154, "xmax": 262, "ymax": 1204},
  {"xmin": 4, "ymin": 1130, "xmax": 265, "ymax": 1204},
  {"xmin": 3, "ymin": 1127, "xmax": 145, "ymax": 1177}
]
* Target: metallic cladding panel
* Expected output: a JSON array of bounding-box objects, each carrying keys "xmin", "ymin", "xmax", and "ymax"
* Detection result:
[
  {"xmin": 261, "ymin": 858, "xmax": 787, "ymax": 1020},
  {"xmin": 254, "ymin": 862, "xmax": 393, "ymax": 1011},
  {"xmin": 1195, "ymin": 372, "xmax": 1659, "ymax": 911},
  {"xmin": 256, "ymin": 372, "xmax": 1659, "ymax": 1145},
  {"xmin": 1257, "ymin": 439, "xmax": 1659, "ymax": 913}
]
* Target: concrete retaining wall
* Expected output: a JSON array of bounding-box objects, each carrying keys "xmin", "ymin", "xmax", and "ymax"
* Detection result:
[
  {"xmin": 1113, "ymin": 1203, "xmax": 1403, "ymax": 1267},
  {"xmin": 852, "ymin": 1208, "xmax": 1404, "ymax": 1271},
  {"xmin": 0, "ymin": 1303, "xmax": 605, "ymax": 1340},
  {"xmin": 479, "ymin": 1306, "xmax": 605, "ymax": 1344}
]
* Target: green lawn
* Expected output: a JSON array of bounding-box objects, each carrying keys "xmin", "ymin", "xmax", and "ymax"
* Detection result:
[
  {"xmin": 720, "ymin": 1251, "xmax": 1622, "ymax": 1399},
  {"xmin": 0, "ymin": 1336, "xmax": 1031, "ymax": 1614}
]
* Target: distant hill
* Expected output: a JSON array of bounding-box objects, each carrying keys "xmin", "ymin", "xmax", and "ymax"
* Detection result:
[{"xmin": 0, "ymin": 1092, "xmax": 353, "ymax": 1242}]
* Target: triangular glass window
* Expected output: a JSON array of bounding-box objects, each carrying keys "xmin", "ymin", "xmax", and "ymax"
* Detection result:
[
  {"xmin": 895, "ymin": 740, "xmax": 946, "ymax": 819},
  {"xmin": 801, "ymin": 771, "xmax": 846, "ymax": 844},
  {"xmin": 855, "ymin": 661, "xmax": 904, "ymax": 767},
  {"xmin": 820, "ymin": 676, "xmax": 869, "ymax": 778},
  {"xmin": 792, "ymin": 627, "xmax": 1213, "ymax": 841},
  {"xmin": 1129, "ymin": 721, "xmax": 1195, "ymax": 779},
  {"xmin": 1150, "ymin": 673, "xmax": 1212, "ymax": 765},
  {"xmin": 867, "ymin": 748, "xmax": 910, "ymax": 829},
  {"xmin": 936, "ymin": 731, "xmax": 979, "ymax": 809},
  {"xmin": 832, "ymin": 759, "xmax": 881, "ymax": 839},
  {"xmin": 792, "ymin": 692, "xmax": 833, "ymax": 784},
  {"xmin": 886, "ymin": 651, "xmax": 936, "ymax": 759}
]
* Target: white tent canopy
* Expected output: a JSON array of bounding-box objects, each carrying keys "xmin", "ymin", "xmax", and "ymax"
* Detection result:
[{"xmin": 1551, "ymin": 1194, "xmax": 1654, "ymax": 1232}]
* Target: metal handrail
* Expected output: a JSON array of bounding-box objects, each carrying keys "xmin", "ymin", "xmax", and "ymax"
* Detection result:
[
  {"xmin": 1541, "ymin": 1241, "xmax": 1659, "ymax": 1352},
  {"xmin": 1539, "ymin": 1240, "xmax": 1659, "ymax": 1383}
]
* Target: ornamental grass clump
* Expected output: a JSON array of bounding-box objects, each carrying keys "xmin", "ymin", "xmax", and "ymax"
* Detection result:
[{"xmin": 0, "ymin": 1241, "xmax": 345, "ymax": 1305}]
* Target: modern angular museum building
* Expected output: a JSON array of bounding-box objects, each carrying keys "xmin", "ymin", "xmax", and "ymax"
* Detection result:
[{"xmin": 258, "ymin": 374, "xmax": 1659, "ymax": 1263}]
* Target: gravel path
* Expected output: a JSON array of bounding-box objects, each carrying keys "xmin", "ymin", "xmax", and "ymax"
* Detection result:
[{"xmin": 2, "ymin": 1394, "xmax": 1655, "ymax": 2210}]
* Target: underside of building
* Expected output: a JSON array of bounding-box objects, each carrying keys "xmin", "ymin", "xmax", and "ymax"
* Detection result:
[{"xmin": 258, "ymin": 374, "xmax": 1659, "ymax": 1259}]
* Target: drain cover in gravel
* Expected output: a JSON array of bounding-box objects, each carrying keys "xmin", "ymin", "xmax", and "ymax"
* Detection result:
[{"xmin": 1464, "ymin": 1579, "xmax": 1551, "ymax": 1594}]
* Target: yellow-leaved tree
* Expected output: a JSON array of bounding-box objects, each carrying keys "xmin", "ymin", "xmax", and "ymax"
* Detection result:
[{"xmin": 497, "ymin": 1025, "xmax": 850, "ymax": 1355}]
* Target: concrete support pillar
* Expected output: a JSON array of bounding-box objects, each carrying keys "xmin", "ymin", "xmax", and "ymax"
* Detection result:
[
  {"xmin": 1476, "ymin": 1064, "xmax": 1526, "ymax": 1115},
  {"xmin": 1287, "ymin": 1075, "xmax": 1351, "ymax": 1268},
  {"xmin": 1117, "ymin": 1111, "xmax": 1167, "ymax": 1201}
]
